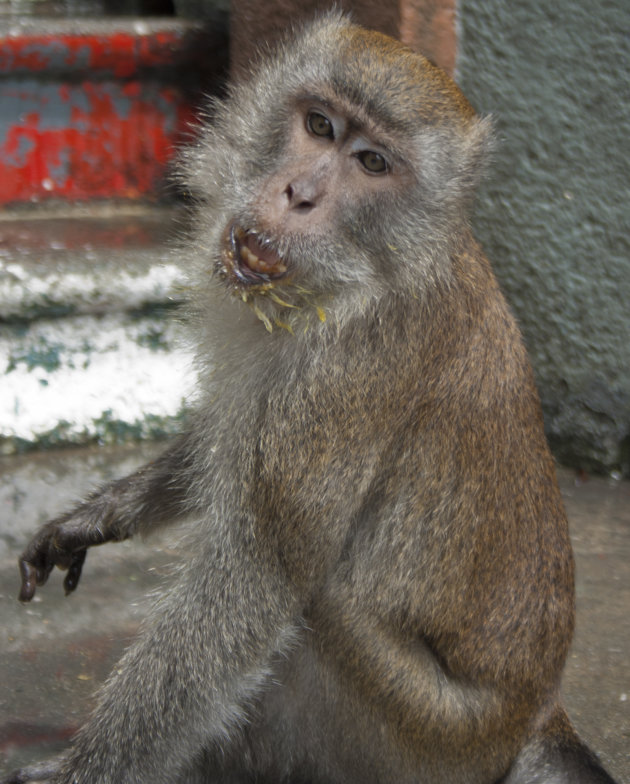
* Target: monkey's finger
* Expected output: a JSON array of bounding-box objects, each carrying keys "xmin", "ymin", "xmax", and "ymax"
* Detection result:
[
  {"xmin": 18, "ymin": 552, "xmax": 54, "ymax": 599},
  {"xmin": 18, "ymin": 559, "xmax": 39, "ymax": 602},
  {"xmin": 63, "ymin": 549, "xmax": 87, "ymax": 595}
]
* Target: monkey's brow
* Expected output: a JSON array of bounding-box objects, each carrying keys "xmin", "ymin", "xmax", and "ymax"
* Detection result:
[
  {"xmin": 327, "ymin": 76, "xmax": 418, "ymax": 135},
  {"xmin": 297, "ymin": 92, "xmax": 340, "ymax": 117},
  {"xmin": 297, "ymin": 91, "xmax": 402, "ymax": 153}
]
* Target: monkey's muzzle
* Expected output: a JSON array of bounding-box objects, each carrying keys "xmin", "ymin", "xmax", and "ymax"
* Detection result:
[{"xmin": 223, "ymin": 225, "xmax": 288, "ymax": 286}]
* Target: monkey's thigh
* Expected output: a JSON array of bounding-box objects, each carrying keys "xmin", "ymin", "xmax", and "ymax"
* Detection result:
[{"xmin": 198, "ymin": 640, "xmax": 419, "ymax": 784}]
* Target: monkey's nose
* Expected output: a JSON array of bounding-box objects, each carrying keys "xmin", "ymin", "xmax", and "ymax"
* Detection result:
[{"xmin": 284, "ymin": 181, "xmax": 318, "ymax": 211}]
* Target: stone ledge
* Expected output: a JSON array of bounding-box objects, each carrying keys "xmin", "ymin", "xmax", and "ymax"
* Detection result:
[
  {"xmin": 0, "ymin": 204, "xmax": 195, "ymax": 454},
  {"xmin": 0, "ymin": 205, "xmax": 188, "ymax": 320},
  {"xmin": 0, "ymin": 310, "xmax": 195, "ymax": 455}
]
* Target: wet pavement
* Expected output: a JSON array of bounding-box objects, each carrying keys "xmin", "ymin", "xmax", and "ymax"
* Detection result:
[{"xmin": 0, "ymin": 442, "xmax": 628, "ymax": 781}]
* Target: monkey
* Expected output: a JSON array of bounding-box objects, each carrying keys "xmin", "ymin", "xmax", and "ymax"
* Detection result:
[{"xmin": 4, "ymin": 13, "xmax": 619, "ymax": 784}]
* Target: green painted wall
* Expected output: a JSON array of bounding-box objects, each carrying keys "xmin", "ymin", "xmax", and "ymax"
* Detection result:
[{"xmin": 458, "ymin": 1, "xmax": 630, "ymax": 475}]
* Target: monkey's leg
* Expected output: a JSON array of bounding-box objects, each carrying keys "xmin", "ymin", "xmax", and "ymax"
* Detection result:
[
  {"xmin": 502, "ymin": 708, "xmax": 618, "ymax": 784},
  {"xmin": 47, "ymin": 524, "xmax": 300, "ymax": 784},
  {"xmin": 18, "ymin": 435, "xmax": 196, "ymax": 601}
]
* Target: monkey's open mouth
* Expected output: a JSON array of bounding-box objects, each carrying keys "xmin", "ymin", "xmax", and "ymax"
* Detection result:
[{"xmin": 223, "ymin": 225, "xmax": 288, "ymax": 286}]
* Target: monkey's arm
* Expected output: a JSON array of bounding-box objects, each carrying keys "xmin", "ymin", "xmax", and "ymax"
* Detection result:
[
  {"xmin": 52, "ymin": 525, "xmax": 300, "ymax": 783},
  {"xmin": 18, "ymin": 436, "xmax": 194, "ymax": 602}
]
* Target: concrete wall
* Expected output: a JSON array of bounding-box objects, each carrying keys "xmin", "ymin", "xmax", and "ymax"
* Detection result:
[{"xmin": 457, "ymin": 1, "xmax": 630, "ymax": 475}]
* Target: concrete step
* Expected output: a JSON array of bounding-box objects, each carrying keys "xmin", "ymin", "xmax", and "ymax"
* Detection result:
[
  {"xmin": 0, "ymin": 11, "xmax": 228, "ymax": 454},
  {"xmin": 0, "ymin": 204, "xmax": 195, "ymax": 454},
  {"xmin": 0, "ymin": 203, "xmax": 187, "ymax": 319}
]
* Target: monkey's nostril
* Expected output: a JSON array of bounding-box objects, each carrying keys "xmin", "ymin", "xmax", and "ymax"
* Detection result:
[{"xmin": 286, "ymin": 182, "xmax": 316, "ymax": 211}]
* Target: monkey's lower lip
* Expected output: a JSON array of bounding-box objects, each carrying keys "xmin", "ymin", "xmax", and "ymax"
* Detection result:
[{"xmin": 225, "ymin": 226, "xmax": 288, "ymax": 285}]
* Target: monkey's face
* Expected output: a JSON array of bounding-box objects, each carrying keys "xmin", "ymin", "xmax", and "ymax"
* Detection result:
[
  {"xmin": 218, "ymin": 96, "xmax": 413, "ymax": 298},
  {"xmin": 184, "ymin": 14, "xmax": 492, "ymax": 331}
]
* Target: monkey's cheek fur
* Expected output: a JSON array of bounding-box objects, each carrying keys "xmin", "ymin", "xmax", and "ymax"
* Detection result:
[{"xmin": 221, "ymin": 224, "xmax": 289, "ymax": 289}]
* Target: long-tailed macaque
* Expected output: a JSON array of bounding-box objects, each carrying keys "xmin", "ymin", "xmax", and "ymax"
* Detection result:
[{"xmin": 5, "ymin": 14, "xmax": 618, "ymax": 784}]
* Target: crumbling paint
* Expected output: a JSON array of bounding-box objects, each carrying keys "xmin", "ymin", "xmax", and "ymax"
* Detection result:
[
  {"xmin": 0, "ymin": 27, "xmax": 207, "ymax": 204},
  {"xmin": 0, "ymin": 206, "xmax": 187, "ymax": 320},
  {"xmin": 0, "ymin": 30, "xmax": 196, "ymax": 77},
  {"xmin": 0, "ymin": 80, "xmax": 192, "ymax": 202}
]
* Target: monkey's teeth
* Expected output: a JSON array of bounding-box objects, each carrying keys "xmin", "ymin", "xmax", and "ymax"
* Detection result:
[
  {"xmin": 241, "ymin": 245, "xmax": 270, "ymax": 272},
  {"xmin": 240, "ymin": 243, "xmax": 287, "ymax": 277},
  {"xmin": 223, "ymin": 224, "xmax": 288, "ymax": 285}
]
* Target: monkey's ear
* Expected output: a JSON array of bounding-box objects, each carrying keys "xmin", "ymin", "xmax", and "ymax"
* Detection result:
[
  {"xmin": 433, "ymin": 114, "xmax": 495, "ymax": 214},
  {"xmin": 416, "ymin": 113, "xmax": 494, "ymax": 216},
  {"xmin": 460, "ymin": 114, "xmax": 496, "ymax": 192}
]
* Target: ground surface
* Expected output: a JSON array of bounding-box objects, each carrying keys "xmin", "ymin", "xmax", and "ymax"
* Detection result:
[{"xmin": 0, "ymin": 442, "xmax": 628, "ymax": 781}]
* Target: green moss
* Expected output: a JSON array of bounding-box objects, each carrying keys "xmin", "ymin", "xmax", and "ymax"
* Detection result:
[
  {"xmin": 0, "ymin": 410, "xmax": 188, "ymax": 456},
  {"xmin": 92, "ymin": 409, "xmax": 187, "ymax": 446},
  {"xmin": 136, "ymin": 326, "xmax": 170, "ymax": 352},
  {"xmin": 0, "ymin": 301, "xmax": 78, "ymax": 324},
  {"xmin": 6, "ymin": 340, "xmax": 65, "ymax": 373}
]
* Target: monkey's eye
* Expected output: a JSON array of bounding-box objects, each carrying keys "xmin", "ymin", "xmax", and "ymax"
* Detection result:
[
  {"xmin": 356, "ymin": 150, "xmax": 388, "ymax": 174},
  {"xmin": 307, "ymin": 111, "xmax": 334, "ymax": 139}
]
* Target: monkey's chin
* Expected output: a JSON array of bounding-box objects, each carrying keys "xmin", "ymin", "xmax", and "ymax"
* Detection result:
[{"xmin": 221, "ymin": 224, "xmax": 288, "ymax": 288}]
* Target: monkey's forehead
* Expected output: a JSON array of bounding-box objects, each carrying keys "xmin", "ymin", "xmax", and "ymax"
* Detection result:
[{"xmin": 281, "ymin": 15, "xmax": 477, "ymax": 132}]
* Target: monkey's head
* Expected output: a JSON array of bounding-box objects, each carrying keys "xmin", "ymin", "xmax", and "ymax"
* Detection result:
[{"xmin": 183, "ymin": 13, "xmax": 492, "ymax": 332}]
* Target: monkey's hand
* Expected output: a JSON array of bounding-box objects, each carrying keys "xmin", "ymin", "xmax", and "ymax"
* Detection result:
[
  {"xmin": 17, "ymin": 439, "xmax": 197, "ymax": 603},
  {"xmin": 18, "ymin": 502, "xmax": 119, "ymax": 602}
]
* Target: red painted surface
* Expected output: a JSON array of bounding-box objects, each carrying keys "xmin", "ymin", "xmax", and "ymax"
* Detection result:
[
  {"xmin": 0, "ymin": 30, "xmax": 194, "ymax": 77},
  {"xmin": 1, "ymin": 82, "xmax": 194, "ymax": 203},
  {"xmin": 0, "ymin": 28, "xmax": 206, "ymax": 205}
]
